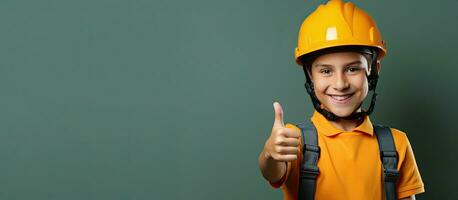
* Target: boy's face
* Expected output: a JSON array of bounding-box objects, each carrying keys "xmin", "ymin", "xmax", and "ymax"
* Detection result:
[{"xmin": 309, "ymin": 52, "xmax": 371, "ymax": 118}]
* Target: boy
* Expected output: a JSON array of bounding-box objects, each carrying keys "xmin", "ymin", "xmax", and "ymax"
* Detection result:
[{"xmin": 258, "ymin": 0, "xmax": 425, "ymax": 199}]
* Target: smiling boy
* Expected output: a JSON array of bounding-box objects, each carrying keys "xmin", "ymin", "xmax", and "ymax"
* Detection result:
[{"xmin": 258, "ymin": 1, "xmax": 425, "ymax": 200}]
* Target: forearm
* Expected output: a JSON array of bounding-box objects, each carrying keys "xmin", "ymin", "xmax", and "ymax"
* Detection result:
[{"xmin": 258, "ymin": 148, "xmax": 287, "ymax": 183}]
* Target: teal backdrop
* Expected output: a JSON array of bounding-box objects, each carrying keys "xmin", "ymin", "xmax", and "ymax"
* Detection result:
[{"xmin": 1, "ymin": 0, "xmax": 457, "ymax": 199}]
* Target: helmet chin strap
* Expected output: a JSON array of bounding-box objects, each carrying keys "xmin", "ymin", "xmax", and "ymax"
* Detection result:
[{"xmin": 302, "ymin": 49, "xmax": 379, "ymax": 122}]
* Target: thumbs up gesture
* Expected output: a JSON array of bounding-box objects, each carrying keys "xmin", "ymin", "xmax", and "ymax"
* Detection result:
[{"xmin": 263, "ymin": 102, "xmax": 301, "ymax": 162}]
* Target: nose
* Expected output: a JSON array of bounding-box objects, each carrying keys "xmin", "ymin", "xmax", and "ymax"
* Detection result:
[{"xmin": 332, "ymin": 73, "xmax": 350, "ymax": 91}]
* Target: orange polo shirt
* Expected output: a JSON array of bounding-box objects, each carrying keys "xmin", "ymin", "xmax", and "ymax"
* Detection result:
[{"xmin": 269, "ymin": 111, "xmax": 425, "ymax": 200}]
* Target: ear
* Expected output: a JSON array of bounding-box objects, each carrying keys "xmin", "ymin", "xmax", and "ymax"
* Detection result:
[{"xmin": 368, "ymin": 60, "xmax": 381, "ymax": 76}]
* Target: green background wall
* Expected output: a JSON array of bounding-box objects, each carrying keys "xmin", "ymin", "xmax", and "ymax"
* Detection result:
[{"xmin": 1, "ymin": 0, "xmax": 457, "ymax": 199}]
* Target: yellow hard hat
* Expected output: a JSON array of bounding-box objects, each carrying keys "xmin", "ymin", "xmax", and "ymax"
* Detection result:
[{"xmin": 295, "ymin": 0, "xmax": 386, "ymax": 65}]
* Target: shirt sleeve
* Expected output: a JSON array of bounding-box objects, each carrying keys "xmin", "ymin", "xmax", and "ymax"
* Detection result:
[{"xmin": 395, "ymin": 130, "xmax": 425, "ymax": 198}]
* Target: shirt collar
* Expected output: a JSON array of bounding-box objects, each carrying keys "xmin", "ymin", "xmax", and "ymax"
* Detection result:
[{"xmin": 310, "ymin": 111, "xmax": 374, "ymax": 136}]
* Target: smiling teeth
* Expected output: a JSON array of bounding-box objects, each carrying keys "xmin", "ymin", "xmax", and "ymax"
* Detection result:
[{"xmin": 331, "ymin": 95, "xmax": 351, "ymax": 101}]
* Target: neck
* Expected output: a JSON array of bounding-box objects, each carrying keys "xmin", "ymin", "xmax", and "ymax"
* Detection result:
[{"xmin": 326, "ymin": 107, "xmax": 365, "ymax": 131}]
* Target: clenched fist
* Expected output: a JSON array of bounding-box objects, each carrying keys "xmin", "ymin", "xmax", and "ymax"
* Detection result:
[{"xmin": 263, "ymin": 102, "xmax": 301, "ymax": 162}]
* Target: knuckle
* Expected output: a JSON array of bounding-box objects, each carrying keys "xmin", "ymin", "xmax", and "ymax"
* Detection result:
[
  {"xmin": 273, "ymin": 154, "xmax": 282, "ymax": 161},
  {"xmin": 285, "ymin": 140, "xmax": 297, "ymax": 147},
  {"xmin": 276, "ymin": 128, "xmax": 285, "ymax": 136},
  {"xmin": 274, "ymin": 138, "xmax": 284, "ymax": 145},
  {"xmin": 290, "ymin": 129, "xmax": 300, "ymax": 136},
  {"xmin": 274, "ymin": 146, "xmax": 282, "ymax": 153}
]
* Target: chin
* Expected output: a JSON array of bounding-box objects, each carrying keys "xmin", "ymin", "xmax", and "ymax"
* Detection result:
[
  {"xmin": 326, "ymin": 106, "xmax": 356, "ymax": 118},
  {"xmin": 332, "ymin": 110, "xmax": 353, "ymax": 117}
]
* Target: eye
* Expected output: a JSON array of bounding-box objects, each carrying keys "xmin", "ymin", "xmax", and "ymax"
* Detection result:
[
  {"xmin": 320, "ymin": 68, "xmax": 332, "ymax": 75},
  {"xmin": 346, "ymin": 66, "xmax": 361, "ymax": 73}
]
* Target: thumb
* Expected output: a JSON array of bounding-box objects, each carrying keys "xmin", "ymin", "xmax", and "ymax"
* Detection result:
[{"xmin": 273, "ymin": 102, "xmax": 284, "ymax": 127}]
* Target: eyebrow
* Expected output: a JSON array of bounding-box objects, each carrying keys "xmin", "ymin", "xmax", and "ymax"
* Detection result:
[{"xmin": 314, "ymin": 60, "xmax": 363, "ymax": 68}]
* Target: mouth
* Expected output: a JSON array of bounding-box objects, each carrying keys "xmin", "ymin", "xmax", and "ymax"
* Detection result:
[{"xmin": 327, "ymin": 93, "xmax": 354, "ymax": 104}]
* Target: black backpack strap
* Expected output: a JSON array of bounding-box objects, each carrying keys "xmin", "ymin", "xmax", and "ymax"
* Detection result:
[
  {"xmin": 297, "ymin": 120, "xmax": 320, "ymax": 200},
  {"xmin": 374, "ymin": 125, "xmax": 400, "ymax": 200}
]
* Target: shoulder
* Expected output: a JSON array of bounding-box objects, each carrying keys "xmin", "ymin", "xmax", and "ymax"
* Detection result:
[
  {"xmin": 374, "ymin": 126, "xmax": 412, "ymax": 161},
  {"xmin": 390, "ymin": 127, "xmax": 407, "ymax": 142},
  {"xmin": 388, "ymin": 127, "xmax": 410, "ymax": 152},
  {"xmin": 389, "ymin": 127, "xmax": 408, "ymax": 138}
]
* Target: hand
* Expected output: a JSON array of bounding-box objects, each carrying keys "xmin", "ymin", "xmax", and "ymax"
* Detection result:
[{"xmin": 263, "ymin": 102, "xmax": 301, "ymax": 162}]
